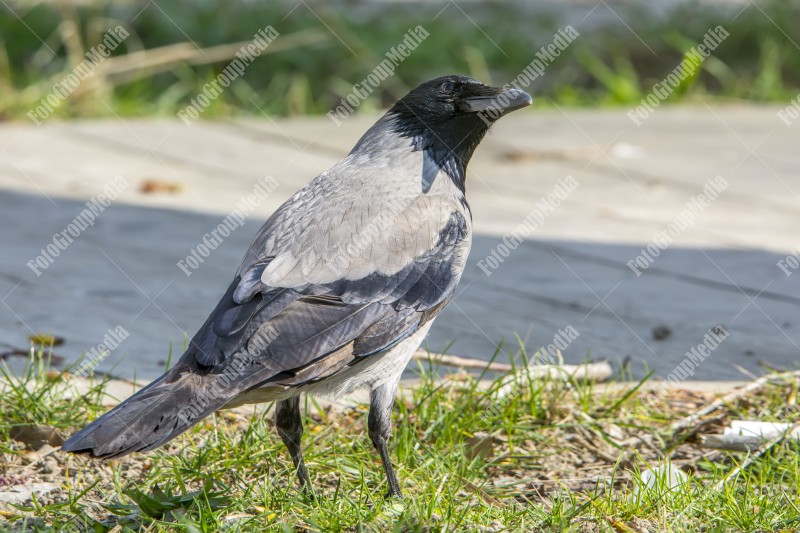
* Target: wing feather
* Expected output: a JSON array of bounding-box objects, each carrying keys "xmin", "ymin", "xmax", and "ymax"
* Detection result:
[{"xmin": 181, "ymin": 205, "xmax": 469, "ymax": 394}]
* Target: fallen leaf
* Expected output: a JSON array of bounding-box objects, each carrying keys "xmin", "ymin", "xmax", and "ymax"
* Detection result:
[
  {"xmin": 28, "ymin": 333, "xmax": 64, "ymax": 346},
  {"xmin": 223, "ymin": 513, "xmax": 255, "ymax": 522},
  {"xmin": 606, "ymin": 516, "xmax": 636, "ymax": 532},
  {"xmin": 140, "ymin": 179, "xmax": 183, "ymax": 194},
  {"xmin": 10, "ymin": 425, "xmax": 64, "ymax": 449},
  {"xmin": 465, "ymin": 432, "xmax": 497, "ymax": 460}
]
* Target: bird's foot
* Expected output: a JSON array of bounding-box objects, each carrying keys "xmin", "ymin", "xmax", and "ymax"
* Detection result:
[
  {"xmin": 385, "ymin": 489, "xmax": 404, "ymax": 500},
  {"xmin": 300, "ymin": 484, "xmax": 318, "ymax": 502}
]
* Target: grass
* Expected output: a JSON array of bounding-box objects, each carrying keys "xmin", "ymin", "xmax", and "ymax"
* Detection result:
[
  {"xmin": 2, "ymin": 347, "xmax": 800, "ymax": 531},
  {"xmin": 1, "ymin": 0, "xmax": 800, "ymax": 122}
]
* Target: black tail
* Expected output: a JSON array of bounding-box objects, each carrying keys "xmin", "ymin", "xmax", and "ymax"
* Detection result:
[
  {"xmin": 61, "ymin": 369, "xmax": 233, "ymax": 458},
  {"xmin": 62, "ymin": 277, "xmax": 276, "ymax": 458}
]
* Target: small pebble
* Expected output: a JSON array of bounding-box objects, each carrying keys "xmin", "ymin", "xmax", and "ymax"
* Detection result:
[
  {"xmin": 652, "ymin": 325, "xmax": 672, "ymax": 341},
  {"xmin": 41, "ymin": 459, "xmax": 59, "ymax": 475}
]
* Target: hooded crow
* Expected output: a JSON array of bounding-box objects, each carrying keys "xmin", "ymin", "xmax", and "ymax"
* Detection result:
[{"xmin": 62, "ymin": 75, "xmax": 532, "ymax": 498}]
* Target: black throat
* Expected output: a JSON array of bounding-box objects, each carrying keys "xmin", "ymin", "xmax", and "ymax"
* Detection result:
[{"xmin": 386, "ymin": 108, "xmax": 490, "ymax": 192}]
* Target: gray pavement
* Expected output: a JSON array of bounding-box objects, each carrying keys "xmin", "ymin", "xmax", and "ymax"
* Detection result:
[{"xmin": 0, "ymin": 103, "xmax": 798, "ymax": 380}]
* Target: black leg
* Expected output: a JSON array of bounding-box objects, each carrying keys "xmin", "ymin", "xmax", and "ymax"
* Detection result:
[
  {"xmin": 275, "ymin": 396, "xmax": 313, "ymax": 495},
  {"xmin": 369, "ymin": 382, "xmax": 403, "ymax": 499}
]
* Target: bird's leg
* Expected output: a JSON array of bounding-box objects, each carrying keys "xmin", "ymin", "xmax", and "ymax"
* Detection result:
[
  {"xmin": 368, "ymin": 382, "xmax": 403, "ymax": 499},
  {"xmin": 275, "ymin": 396, "xmax": 313, "ymax": 495}
]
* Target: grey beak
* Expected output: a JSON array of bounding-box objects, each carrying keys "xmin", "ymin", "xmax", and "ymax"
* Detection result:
[{"xmin": 462, "ymin": 88, "xmax": 533, "ymax": 117}]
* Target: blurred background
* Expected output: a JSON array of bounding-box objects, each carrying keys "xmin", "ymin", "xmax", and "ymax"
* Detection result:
[
  {"xmin": 1, "ymin": 0, "xmax": 799, "ymax": 119},
  {"xmin": 1, "ymin": 0, "xmax": 799, "ymax": 382}
]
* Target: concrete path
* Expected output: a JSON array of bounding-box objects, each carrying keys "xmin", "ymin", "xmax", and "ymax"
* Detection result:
[{"xmin": 0, "ymin": 104, "xmax": 798, "ymax": 380}]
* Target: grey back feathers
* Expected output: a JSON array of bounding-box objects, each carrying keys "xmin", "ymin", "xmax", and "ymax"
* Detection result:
[{"xmin": 239, "ymin": 121, "xmax": 469, "ymax": 289}]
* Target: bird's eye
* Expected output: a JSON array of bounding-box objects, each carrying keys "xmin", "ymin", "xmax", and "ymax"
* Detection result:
[{"xmin": 440, "ymin": 81, "xmax": 456, "ymax": 92}]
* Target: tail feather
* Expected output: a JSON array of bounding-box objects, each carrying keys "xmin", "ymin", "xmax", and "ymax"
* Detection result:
[{"xmin": 62, "ymin": 370, "xmax": 232, "ymax": 458}]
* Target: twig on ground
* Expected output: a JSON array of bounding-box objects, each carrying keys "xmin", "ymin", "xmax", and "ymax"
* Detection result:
[
  {"xmin": 671, "ymin": 369, "xmax": 800, "ymax": 435},
  {"xmin": 0, "ymin": 350, "xmax": 64, "ymax": 364},
  {"xmin": 411, "ymin": 351, "xmax": 512, "ymax": 372},
  {"xmin": 483, "ymin": 362, "xmax": 613, "ymax": 404},
  {"xmin": 699, "ymin": 433, "xmax": 763, "ymax": 452},
  {"xmin": 412, "ymin": 351, "xmax": 613, "ymax": 385},
  {"xmin": 92, "ymin": 29, "xmax": 329, "ymax": 89},
  {"xmin": 529, "ymin": 361, "xmax": 612, "ymax": 382},
  {"xmin": 712, "ymin": 421, "xmax": 800, "ymax": 492},
  {"xmin": 460, "ymin": 478, "xmax": 503, "ymax": 507}
]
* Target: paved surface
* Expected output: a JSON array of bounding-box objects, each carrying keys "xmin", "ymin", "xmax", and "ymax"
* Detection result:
[{"xmin": 1, "ymin": 104, "xmax": 798, "ymax": 380}]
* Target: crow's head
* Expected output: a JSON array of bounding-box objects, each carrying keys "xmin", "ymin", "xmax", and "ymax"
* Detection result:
[
  {"xmin": 390, "ymin": 75, "xmax": 531, "ymax": 126},
  {"xmin": 387, "ymin": 75, "xmax": 532, "ymax": 185}
]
